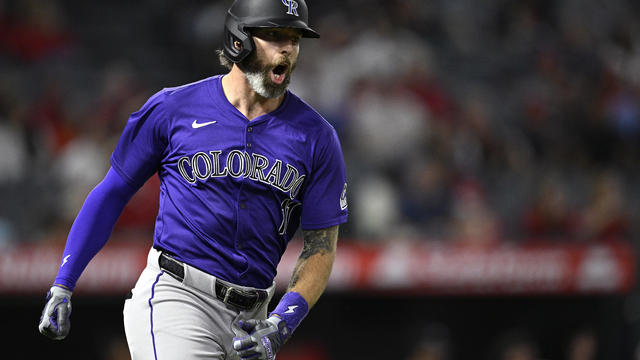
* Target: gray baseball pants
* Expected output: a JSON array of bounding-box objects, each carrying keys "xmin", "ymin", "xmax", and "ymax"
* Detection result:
[{"xmin": 123, "ymin": 247, "xmax": 275, "ymax": 360}]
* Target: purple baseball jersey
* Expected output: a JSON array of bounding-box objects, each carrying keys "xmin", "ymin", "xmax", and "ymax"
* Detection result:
[{"xmin": 110, "ymin": 75, "xmax": 348, "ymax": 289}]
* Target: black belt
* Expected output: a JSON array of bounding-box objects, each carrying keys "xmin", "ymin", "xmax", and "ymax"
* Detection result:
[{"xmin": 158, "ymin": 251, "xmax": 267, "ymax": 311}]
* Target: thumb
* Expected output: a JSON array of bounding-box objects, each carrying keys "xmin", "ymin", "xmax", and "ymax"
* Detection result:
[{"xmin": 238, "ymin": 319, "xmax": 259, "ymax": 333}]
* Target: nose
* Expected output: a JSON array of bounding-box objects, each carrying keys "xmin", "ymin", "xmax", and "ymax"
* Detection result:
[{"xmin": 279, "ymin": 39, "xmax": 297, "ymax": 55}]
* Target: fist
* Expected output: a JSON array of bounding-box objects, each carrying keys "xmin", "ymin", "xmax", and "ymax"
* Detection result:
[
  {"xmin": 38, "ymin": 286, "xmax": 73, "ymax": 340},
  {"xmin": 233, "ymin": 316, "xmax": 291, "ymax": 360}
]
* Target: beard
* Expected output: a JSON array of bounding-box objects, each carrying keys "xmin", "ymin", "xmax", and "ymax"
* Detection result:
[{"xmin": 238, "ymin": 49, "xmax": 296, "ymax": 99}]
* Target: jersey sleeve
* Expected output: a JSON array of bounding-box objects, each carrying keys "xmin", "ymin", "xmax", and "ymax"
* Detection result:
[
  {"xmin": 110, "ymin": 90, "xmax": 169, "ymax": 188},
  {"xmin": 54, "ymin": 167, "xmax": 138, "ymax": 290},
  {"xmin": 300, "ymin": 127, "xmax": 348, "ymax": 230}
]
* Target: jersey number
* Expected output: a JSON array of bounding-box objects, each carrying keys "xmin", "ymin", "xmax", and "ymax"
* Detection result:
[{"xmin": 278, "ymin": 199, "xmax": 301, "ymax": 235}]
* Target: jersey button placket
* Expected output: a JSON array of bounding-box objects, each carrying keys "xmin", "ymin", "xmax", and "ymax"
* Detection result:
[
  {"xmin": 246, "ymin": 125, "xmax": 253, "ymax": 149},
  {"xmin": 237, "ymin": 124, "xmax": 251, "ymax": 253}
]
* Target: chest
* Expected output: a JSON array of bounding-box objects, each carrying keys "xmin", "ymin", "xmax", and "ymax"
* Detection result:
[{"xmin": 164, "ymin": 109, "xmax": 312, "ymax": 199}]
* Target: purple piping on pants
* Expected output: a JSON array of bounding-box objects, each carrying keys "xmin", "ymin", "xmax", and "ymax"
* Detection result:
[{"xmin": 149, "ymin": 271, "xmax": 164, "ymax": 360}]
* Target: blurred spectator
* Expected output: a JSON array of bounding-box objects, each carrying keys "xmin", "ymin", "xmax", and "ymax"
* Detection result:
[
  {"xmin": 521, "ymin": 174, "xmax": 576, "ymax": 241},
  {"xmin": 0, "ymin": 91, "xmax": 27, "ymax": 184},
  {"xmin": 451, "ymin": 89, "xmax": 504, "ymax": 178},
  {"xmin": 23, "ymin": 80, "xmax": 76, "ymax": 159},
  {"xmin": 91, "ymin": 60, "xmax": 146, "ymax": 138},
  {"xmin": 104, "ymin": 336, "xmax": 130, "ymax": 360},
  {"xmin": 406, "ymin": 323, "xmax": 451, "ymax": 360},
  {"xmin": 345, "ymin": 77, "xmax": 430, "ymax": 172},
  {"xmin": 491, "ymin": 329, "xmax": 542, "ymax": 360},
  {"xmin": 351, "ymin": 174, "xmax": 402, "ymax": 240},
  {"xmin": 447, "ymin": 180, "xmax": 502, "ymax": 247},
  {"xmin": 573, "ymin": 172, "xmax": 630, "ymax": 242},
  {"xmin": 566, "ymin": 328, "xmax": 597, "ymax": 360},
  {"xmin": 0, "ymin": 0, "xmax": 75, "ymax": 62},
  {"xmin": 0, "ymin": 0, "xmax": 638, "ymax": 252},
  {"xmin": 399, "ymin": 157, "xmax": 453, "ymax": 238},
  {"xmin": 0, "ymin": 90, "xmax": 26, "ymax": 246}
]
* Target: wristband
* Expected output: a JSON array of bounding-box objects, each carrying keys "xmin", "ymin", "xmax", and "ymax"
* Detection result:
[{"xmin": 269, "ymin": 292, "xmax": 309, "ymax": 334}]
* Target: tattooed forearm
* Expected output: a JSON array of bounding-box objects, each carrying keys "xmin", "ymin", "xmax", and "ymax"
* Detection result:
[
  {"xmin": 288, "ymin": 225, "xmax": 339, "ymax": 291},
  {"xmin": 288, "ymin": 266, "xmax": 302, "ymax": 289},
  {"xmin": 300, "ymin": 226, "xmax": 338, "ymax": 260}
]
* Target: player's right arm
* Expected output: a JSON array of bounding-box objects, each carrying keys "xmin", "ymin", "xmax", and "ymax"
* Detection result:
[
  {"xmin": 39, "ymin": 89, "xmax": 168, "ymax": 340},
  {"xmin": 51, "ymin": 167, "xmax": 139, "ymax": 290},
  {"xmin": 39, "ymin": 167, "xmax": 139, "ymax": 339}
]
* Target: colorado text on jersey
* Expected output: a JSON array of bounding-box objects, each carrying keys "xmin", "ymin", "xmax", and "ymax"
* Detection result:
[{"xmin": 177, "ymin": 149, "xmax": 306, "ymax": 200}]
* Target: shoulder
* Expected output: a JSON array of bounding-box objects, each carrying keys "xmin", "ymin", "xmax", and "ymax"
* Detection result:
[
  {"xmin": 128, "ymin": 77, "xmax": 219, "ymax": 131},
  {"xmin": 163, "ymin": 75, "xmax": 220, "ymax": 96},
  {"xmin": 284, "ymin": 91, "xmax": 337, "ymax": 138},
  {"xmin": 284, "ymin": 92, "xmax": 344, "ymax": 166},
  {"xmin": 160, "ymin": 75, "xmax": 221, "ymax": 106},
  {"xmin": 134, "ymin": 76, "xmax": 220, "ymax": 120}
]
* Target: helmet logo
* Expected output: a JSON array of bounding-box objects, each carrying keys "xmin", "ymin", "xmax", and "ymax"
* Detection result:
[{"xmin": 282, "ymin": 0, "xmax": 299, "ymax": 16}]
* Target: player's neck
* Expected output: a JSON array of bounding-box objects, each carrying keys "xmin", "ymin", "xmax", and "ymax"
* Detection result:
[{"xmin": 221, "ymin": 68, "xmax": 285, "ymax": 121}]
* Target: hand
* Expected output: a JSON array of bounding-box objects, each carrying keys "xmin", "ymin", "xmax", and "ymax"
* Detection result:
[
  {"xmin": 233, "ymin": 316, "xmax": 291, "ymax": 360},
  {"xmin": 38, "ymin": 285, "xmax": 73, "ymax": 340}
]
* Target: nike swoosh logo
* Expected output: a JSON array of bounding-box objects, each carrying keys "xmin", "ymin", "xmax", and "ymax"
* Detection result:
[
  {"xmin": 192, "ymin": 120, "xmax": 217, "ymax": 128},
  {"xmin": 61, "ymin": 255, "xmax": 71, "ymax": 267},
  {"xmin": 285, "ymin": 305, "xmax": 298, "ymax": 314}
]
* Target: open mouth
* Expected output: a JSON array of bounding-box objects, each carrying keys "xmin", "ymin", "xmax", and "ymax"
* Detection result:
[{"xmin": 270, "ymin": 63, "xmax": 289, "ymax": 84}]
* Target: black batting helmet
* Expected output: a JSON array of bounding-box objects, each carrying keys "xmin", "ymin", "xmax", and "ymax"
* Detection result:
[{"xmin": 223, "ymin": 0, "xmax": 320, "ymax": 63}]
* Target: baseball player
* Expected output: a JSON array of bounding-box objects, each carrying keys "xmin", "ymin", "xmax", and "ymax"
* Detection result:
[{"xmin": 38, "ymin": 0, "xmax": 348, "ymax": 359}]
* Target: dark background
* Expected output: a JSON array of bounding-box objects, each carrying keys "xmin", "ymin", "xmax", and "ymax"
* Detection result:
[{"xmin": 5, "ymin": 293, "xmax": 630, "ymax": 359}]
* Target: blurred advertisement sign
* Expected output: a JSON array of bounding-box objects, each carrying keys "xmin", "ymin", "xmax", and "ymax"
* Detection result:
[
  {"xmin": 0, "ymin": 240, "xmax": 634, "ymax": 295},
  {"xmin": 278, "ymin": 240, "xmax": 635, "ymax": 295}
]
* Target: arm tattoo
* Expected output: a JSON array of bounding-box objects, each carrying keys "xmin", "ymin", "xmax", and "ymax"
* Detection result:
[
  {"xmin": 288, "ymin": 226, "xmax": 338, "ymax": 289},
  {"xmin": 299, "ymin": 226, "xmax": 338, "ymax": 260}
]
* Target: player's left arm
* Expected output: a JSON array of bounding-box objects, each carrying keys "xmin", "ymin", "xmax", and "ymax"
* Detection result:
[
  {"xmin": 232, "ymin": 225, "xmax": 339, "ymax": 360},
  {"xmin": 234, "ymin": 125, "xmax": 346, "ymax": 360},
  {"xmin": 287, "ymin": 225, "xmax": 339, "ymax": 307}
]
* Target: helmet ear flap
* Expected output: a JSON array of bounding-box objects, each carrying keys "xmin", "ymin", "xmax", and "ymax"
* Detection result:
[{"xmin": 223, "ymin": 15, "xmax": 255, "ymax": 63}]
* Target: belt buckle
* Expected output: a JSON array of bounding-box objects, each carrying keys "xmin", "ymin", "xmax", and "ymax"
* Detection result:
[
  {"xmin": 223, "ymin": 286, "xmax": 234, "ymax": 304},
  {"xmin": 224, "ymin": 287, "xmax": 254, "ymax": 310}
]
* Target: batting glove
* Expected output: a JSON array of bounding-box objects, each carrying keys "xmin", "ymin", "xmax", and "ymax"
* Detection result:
[
  {"xmin": 38, "ymin": 285, "xmax": 72, "ymax": 340},
  {"xmin": 233, "ymin": 316, "xmax": 291, "ymax": 360}
]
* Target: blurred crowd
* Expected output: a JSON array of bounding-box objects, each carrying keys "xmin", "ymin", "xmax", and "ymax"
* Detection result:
[
  {"xmin": 1, "ymin": 0, "xmax": 639, "ymax": 248},
  {"xmin": 404, "ymin": 324, "xmax": 598, "ymax": 360},
  {"xmin": 3, "ymin": 1, "xmax": 639, "ymax": 359}
]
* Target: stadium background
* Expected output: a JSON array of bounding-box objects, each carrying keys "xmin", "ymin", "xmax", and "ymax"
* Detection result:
[{"xmin": 1, "ymin": 0, "xmax": 640, "ymax": 359}]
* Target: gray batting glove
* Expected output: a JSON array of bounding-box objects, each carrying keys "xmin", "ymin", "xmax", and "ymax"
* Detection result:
[
  {"xmin": 233, "ymin": 316, "xmax": 291, "ymax": 360},
  {"xmin": 38, "ymin": 285, "xmax": 72, "ymax": 340}
]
